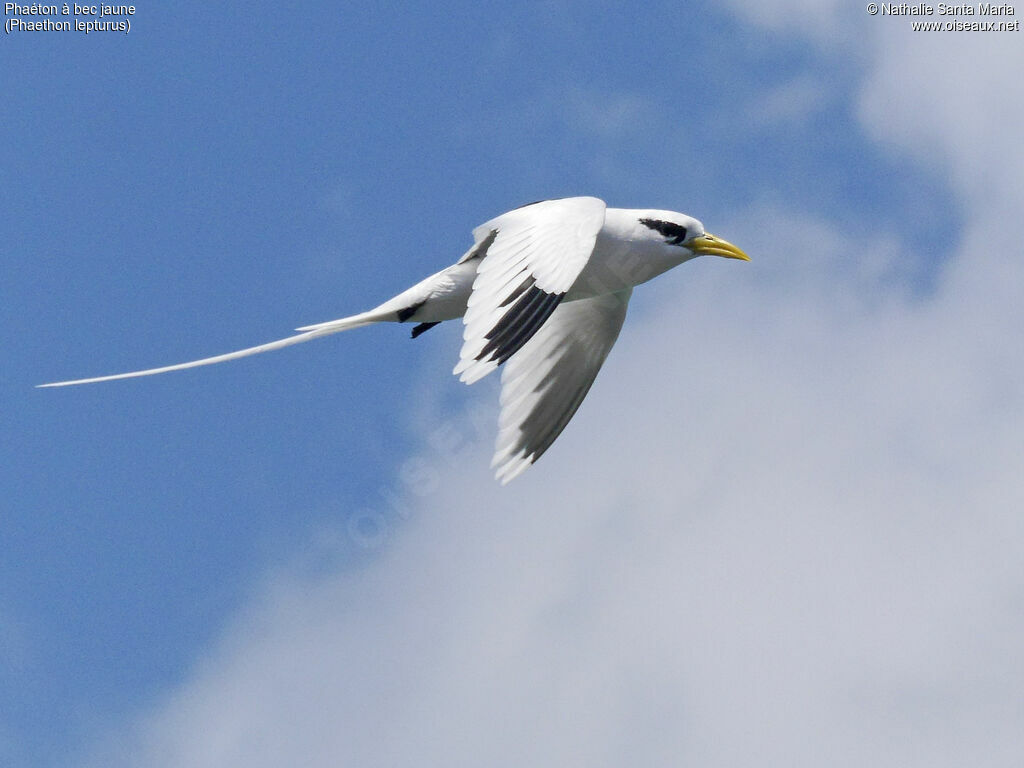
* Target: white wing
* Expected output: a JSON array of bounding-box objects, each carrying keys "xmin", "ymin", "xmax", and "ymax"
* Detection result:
[
  {"xmin": 454, "ymin": 197, "xmax": 607, "ymax": 384},
  {"xmin": 491, "ymin": 289, "xmax": 632, "ymax": 484}
]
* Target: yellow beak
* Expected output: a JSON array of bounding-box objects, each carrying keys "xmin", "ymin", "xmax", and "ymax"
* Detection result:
[{"xmin": 686, "ymin": 232, "xmax": 751, "ymax": 261}]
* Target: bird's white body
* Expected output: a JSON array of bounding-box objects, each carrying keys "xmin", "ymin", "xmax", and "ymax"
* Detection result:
[
  {"xmin": 312, "ymin": 206, "xmax": 698, "ymax": 330},
  {"xmin": 40, "ymin": 197, "xmax": 749, "ymax": 483}
]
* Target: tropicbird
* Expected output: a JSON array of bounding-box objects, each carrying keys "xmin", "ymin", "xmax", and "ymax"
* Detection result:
[{"xmin": 39, "ymin": 197, "xmax": 749, "ymax": 483}]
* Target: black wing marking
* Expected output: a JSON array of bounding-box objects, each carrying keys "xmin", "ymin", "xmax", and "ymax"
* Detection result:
[
  {"xmin": 411, "ymin": 321, "xmax": 439, "ymax": 338},
  {"xmin": 475, "ymin": 285, "xmax": 565, "ymax": 366}
]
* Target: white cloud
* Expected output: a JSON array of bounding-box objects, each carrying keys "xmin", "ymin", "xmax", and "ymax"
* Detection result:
[
  {"xmin": 746, "ymin": 74, "xmax": 833, "ymax": 127},
  {"xmin": 857, "ymin": 30, "xmax": 1024, "ymax": 208},
  {"xmin": 721, "ymin": 0, "xmax": 863, "ymax": 52},
  {"xmin": 82, "ymin": 14, "xmax": 1024, "ymax": 768},
  {"xmin": 560, "ymin": 86, "xmax": 659, "ymax": 140}
]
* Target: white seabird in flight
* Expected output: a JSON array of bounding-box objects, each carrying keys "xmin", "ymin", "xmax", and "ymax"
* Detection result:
[{"xmin": 40, "ymin": 197, "xmax": 749, "ymax": 483}]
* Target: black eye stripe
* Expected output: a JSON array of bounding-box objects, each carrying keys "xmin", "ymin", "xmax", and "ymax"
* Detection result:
[{"xmin": 639, "ymin": 218, "xmax": 688, "ymax": 245}]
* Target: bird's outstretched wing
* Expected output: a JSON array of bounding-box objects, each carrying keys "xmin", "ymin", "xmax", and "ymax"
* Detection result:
[
  {"xmin": 491, "ymin": 288, "xmax": 632, "ymax": 484},
  {"xmin": 454, "ymin": 196, "xmax": 607, "ymax": 384}
]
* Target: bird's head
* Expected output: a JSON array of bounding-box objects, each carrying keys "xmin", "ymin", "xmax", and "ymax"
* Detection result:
[{"xmin": 635, "ymin": 212, "xmax": 750, "ymax": 263}]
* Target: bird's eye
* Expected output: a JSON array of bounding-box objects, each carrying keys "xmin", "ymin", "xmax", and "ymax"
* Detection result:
[{"xmin": 639, "ymin": 218, "xmax": 688, "ymax": 245}]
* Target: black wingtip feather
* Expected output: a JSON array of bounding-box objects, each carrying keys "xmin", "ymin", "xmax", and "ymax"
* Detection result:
[
  {"xmin": 476, "ymin": 285, "xmax": 564, "ymax": 365},
  {"xmin": 411, "ymin": 321, "xmax": 440, "ymax": 338}
]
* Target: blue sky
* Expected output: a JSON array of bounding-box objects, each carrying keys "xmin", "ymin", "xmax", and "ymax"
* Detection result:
[{"xmin": 4, "ymin": 2, "xmax": 1022, "ymax": 766}]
